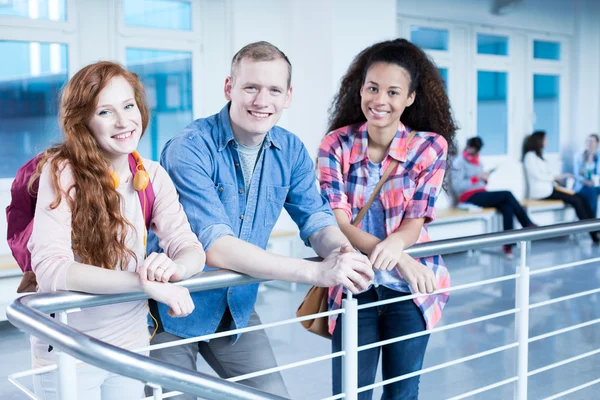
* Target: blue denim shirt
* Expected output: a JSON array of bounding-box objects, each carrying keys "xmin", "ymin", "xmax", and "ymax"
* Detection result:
[{"xmin": 148, "ymin": 103, "xmax": 337, "ymax": 339}]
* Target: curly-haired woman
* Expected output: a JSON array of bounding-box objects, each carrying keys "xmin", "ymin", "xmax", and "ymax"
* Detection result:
[
  {"xmin": 318, "ymin": 39, "xmax": 458, "ymax": 399},
  {"xmin": 28, "ymin": 61, "xmax": 205, "ymax": 399}
]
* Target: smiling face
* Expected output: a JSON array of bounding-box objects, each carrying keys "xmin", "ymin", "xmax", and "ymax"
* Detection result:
[
  {"xmin": 360, "ymin": 62, "xmax": 415, "ymax": 134},
  {"xmin": 87, "ymin": 76, "xmax": 142, "ymax": 162},
  {"xmin": 224, "ymin": 58, "xmax": 292, "ymax": 143}
]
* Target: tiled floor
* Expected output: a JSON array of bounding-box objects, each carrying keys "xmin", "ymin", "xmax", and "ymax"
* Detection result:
[{"xmin": 2, "ymin": 235, "xmax": 600, "ymax": 399}]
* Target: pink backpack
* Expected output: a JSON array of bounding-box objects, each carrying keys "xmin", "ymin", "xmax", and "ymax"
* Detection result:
[{"xmin": 6, "ymin": 153, "xmax": 155, "ymax": 292}]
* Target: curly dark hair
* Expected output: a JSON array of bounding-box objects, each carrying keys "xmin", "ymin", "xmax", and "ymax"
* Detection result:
[{"xmin": 327, "ymin": 39, "xmax": 458, "ymax": 157}]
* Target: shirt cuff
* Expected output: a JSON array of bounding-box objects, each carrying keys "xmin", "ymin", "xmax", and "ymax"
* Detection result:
[
  {"xmin": 197, "ymin": 223, "xmax": 236, "ymax": 251},
  {"xmin": 300, "ymin": 211, "xmax": 338, "ymax": 246}
]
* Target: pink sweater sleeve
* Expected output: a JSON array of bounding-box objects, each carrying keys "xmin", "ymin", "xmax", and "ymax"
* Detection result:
[
  {"xmin": 28, "ymin": 163, "xmax": 75, "ymax": 292},
  {"xmin": 149, "ymin": 163, "xmax": 204, "ymax": 260}
]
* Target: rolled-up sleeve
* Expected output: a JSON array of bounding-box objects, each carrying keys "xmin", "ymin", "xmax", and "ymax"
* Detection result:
[
  {"xmin": 404, "ymin": 136, "xmax": 448, "ymax": 223},
  {"xmin": 285, "ymin": 141, "xmax": 337, "ymax": 245},
  {"xmin": 28, "ymin": 163, "xmax": 75, "ymax": 292},
  {"xmin": 160, "ymin": 137, "xmax": 235, "ymax": 251}
]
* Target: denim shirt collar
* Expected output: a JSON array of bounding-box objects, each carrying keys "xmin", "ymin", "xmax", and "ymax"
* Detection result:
[{"xmin": 217, "ymin": 103, "xmax": 281, "ymax": 152}]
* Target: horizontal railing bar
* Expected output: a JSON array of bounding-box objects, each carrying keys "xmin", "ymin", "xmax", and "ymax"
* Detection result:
[
  {"xmin": 542, "ymin": 377, "xmax": 600, "ymax": 400},
  {"xmin": 137, "ymin": 308, "xmax": 344, "ymax": 353},
  {"xmin": 16, "ymin": 220, "xmax": 600, "ymax": 314},
  {"xmin": 7, "ymin": 297, "xmax": 287, "ymax": 400},
  {"xmin": 359, "ymin": 308, "xmax": 518, "ymax": 352},
  {"xmin": 529, "ymin": 257, "xmax": 600, "ymax": 276},
  {"xmin": 529, "ymin": 287, "xmax": 600, "ymax": 310},
  {"xmin": 7, "ymin": 376, "xmax": 38, "ymax": 400},
  {"xmin": 227, "ymin": 352, "xmax": 345, "ymax": 383},
  {"xmin": 445, "ymin": 376, "xmax": 518, "ymax": 400},
  {"xmin": 357, "ymin": 274, "xmax": 519, "ymax": 310},
  {"xmin": 8, "ymin": 364, "xmax": 57, "ymax": 380},
  {"xmin": 357, "ymin": 343, "xmax": 519, "ymax": 393},
  {"xmin": 528, "ymin": 348, "xmax": 600, "ymax": 377},
  {"xmin": 529, "ymin": 317, "xmax": 600, "ymax": 343}
]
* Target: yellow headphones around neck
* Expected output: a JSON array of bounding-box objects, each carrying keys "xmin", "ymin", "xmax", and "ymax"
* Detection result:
[{"xmin": 110, "ymin": 151, "xmax": 149, "ymax": 191}]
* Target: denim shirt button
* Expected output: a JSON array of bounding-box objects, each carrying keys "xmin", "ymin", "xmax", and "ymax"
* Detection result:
[
  {"xmin": 218, "ymin": 187, "xmax": 224, "ymax": 192},
  {"xmin": 240, "ymin": 215, "xmax": 244, "ymax": 220},
  {"xmin": 235, "ymin": 163, "xmax": 240, "ymax": 167},
  {"xmin": 239, "ymin": 189, "xmax": 244, "ymax": 194}
]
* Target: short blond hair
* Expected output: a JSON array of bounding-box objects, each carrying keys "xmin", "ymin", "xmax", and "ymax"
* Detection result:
[{"xmin": 230, "ymin": 41, "xmax": 292, "ymax": 87}]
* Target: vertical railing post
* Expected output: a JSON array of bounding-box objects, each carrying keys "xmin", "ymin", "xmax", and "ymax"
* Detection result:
[
  {"xmin": 148, "ymin": 382, "xmax": 163, "ymax": 399},
  {"xmin": 342, "ymin": 292, "xmax": 358, "ymax": 400},
  {"xmin": 57, "ymin": 311, "xmax": 77, "ymax": 400},
  {"xmin": 516, "ymin": 241, "xmax": 530, "ymax": 400}
]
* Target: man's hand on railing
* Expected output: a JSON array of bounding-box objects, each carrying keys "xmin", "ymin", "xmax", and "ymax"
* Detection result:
[
  {"xmin": 313, "ymin": 243, "xmax": 374, "ymax": 294},
  {"xmin": 142, "ymin": 281, "xmax": 195, "ymax": 317},
  {"xmin": 396, "ymin": 253, "xmax": 437, "ymax": 294}
]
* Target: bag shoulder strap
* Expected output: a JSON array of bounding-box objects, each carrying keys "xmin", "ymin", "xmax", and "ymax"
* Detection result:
[{"xmin": 352, "ymin": 130, "xmax": 417, "ymax": 227}]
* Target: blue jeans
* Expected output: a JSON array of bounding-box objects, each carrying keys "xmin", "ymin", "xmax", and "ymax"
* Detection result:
[
  {"xmin": 578, "ymin": 186, "xmax": 600, "ymax": 217},
  {"xmin": 332, "ymin": 286, "xmax": 429, "ymax": 400}
]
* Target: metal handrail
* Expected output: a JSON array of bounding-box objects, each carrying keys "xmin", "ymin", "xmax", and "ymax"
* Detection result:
[{"xmin": 7, "ymin": 219, "xmax": 600, "ymax": 399}]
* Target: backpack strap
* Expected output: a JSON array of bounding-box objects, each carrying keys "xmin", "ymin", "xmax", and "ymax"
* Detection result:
[{"xmin": 127, "ymin": 154, "xmax": 155, "ymax": 229}]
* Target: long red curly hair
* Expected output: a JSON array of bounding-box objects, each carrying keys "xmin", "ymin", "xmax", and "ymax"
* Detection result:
[{"xmin": 30, "ymin": 61, "xmax": 150, "ymax": 270}]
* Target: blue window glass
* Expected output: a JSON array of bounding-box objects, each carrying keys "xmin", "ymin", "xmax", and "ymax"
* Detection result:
[
  {"xmin": 477, "ymin": 71, "xmax": 508, "ymax": 155},
  {"xmin": 438, "ymin": 68, "xmax": 448, "ymax": 92},
  {"xmin": 124, "ymin": 0, "xmax": 191, "ymax": 30},
  {"xmin": 534, "ymin": 74, "xmax": 560, "ymax": 152},
  {"xmin": 410, "ymin": 27, "xmax": 449, "ymax": 51},
  {"xmin": 0, "ymin": 0, "xmax": 66, "ymax": 20},
  {"xmin": 126, "ymin": 49, "xmax": 193, "ymax": 161},
  {"xmin": 534, "ymin": 40, "xmax": 561, "ymax": 60},
  {"xmin": 0, "ymin": 41, "xmax": 68, "ymax": 178},
  {"xmin": 477, "ymin": 34, "xmax": 508, "ymax": 56}
]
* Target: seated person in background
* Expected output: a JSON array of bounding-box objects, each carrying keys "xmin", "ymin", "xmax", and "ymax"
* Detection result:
[
  {"xmin": 574, "ymin": 133, "xmax": 600, "ymax": 217},
  {"xmin": 523, "ymin": 130, "xmax": 599, "ymax": 244},
  {"xmin": 452, "ymin": 137, "xmax": 535, "ymax": 258}
]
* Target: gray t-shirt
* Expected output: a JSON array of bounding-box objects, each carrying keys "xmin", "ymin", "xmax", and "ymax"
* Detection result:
[{"xmin": 235, "ymin": 139, "xmax": 263, "ymax": 196}]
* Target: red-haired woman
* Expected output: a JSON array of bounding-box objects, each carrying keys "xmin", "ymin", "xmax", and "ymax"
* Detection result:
[{"xmin": 28, "ymin": 61, "xmax": 205, "ymax": 399}]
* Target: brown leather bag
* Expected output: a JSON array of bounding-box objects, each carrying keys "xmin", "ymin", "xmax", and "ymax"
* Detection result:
[{"xmin": 296, "ymin": 158, "xmax": 401, "ymax": 338}]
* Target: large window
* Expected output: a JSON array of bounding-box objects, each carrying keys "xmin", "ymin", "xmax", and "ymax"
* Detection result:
[
  {"xmin": 123, "ymin": 0, "xmax": 191, "ymax": 30},
  {"xmin": 0, "ymin": 0, "xmax": 67, "ymax": 20},
  {"xmin": 477, "ymin": 71, "xmax": 508, "ymax": 155},
  {"xmin": 533, "ymin": 75, "xmax": 560, "ymax": 152},
  {"xmin": 0, "ymin": 40, "xmax": 68, "ymax": 178},
  {"xmin": 126, "ymin": 49, "xmax": 193, "ymax": 160}
]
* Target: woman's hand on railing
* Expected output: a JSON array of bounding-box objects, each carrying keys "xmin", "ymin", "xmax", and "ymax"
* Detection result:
[
  {"xmin": 137, "ymin": 252, "xmax": 187, "ymax": 283},
  {"xmin": 142, "ymin": 281, "xmax": 195, "ymax": 317},
  {"xmin": 396, "ymin": 253, "xmax": 437, "ymax": 294},
  {"xmin": 369, "ymin": 236, "xmax": 406, "ymax": 271},
  {"xmin": 315, "ymin": 243, "xmax": 374, "ymax": 294}
]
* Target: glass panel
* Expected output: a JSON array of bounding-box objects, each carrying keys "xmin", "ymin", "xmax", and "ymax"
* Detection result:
[
  {"xmin": 0, "ymin": 0, "xmax": 67, "ymax": 20},
  {"xmin": 124, "ymin": 0, "xmax": 191, "ymax": 30},
  {"xmin": 477, "ymin": 71, "xmax": 508, "ymax": 155},
  {"xmin": 410, "ymin": 26, "xmax": 449, "ymax": 51},
  {"xmin": 534, "ymin": 74, "xmax": 560, "ymax": 152},
  {"xmin": 0, "ymin": 41, "xmax": 68, "ymax": 178},
  {"xmin": 534, "ymin": 40, "xmax": 561, "ymax": 60},
  {"xmin": 477, "ymin": 34, "xmax": 508, "ymax": 56},
  {"xmin": 438, "ymin": 67, "xmax": 448, "ymax": 92},
  {"xmin": 126, "ymin": 48, "xmax": 193, "ymax": 161}
]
